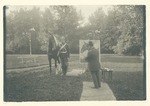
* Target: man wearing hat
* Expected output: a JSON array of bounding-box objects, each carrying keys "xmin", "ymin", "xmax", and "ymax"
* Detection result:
[
  {"xmin": 58, "ymin": 36, "xmax": 70, "ymax": 76},
  {"xmin": 85, "ymin": 41, "xmax": 101, "ymax": 88}
]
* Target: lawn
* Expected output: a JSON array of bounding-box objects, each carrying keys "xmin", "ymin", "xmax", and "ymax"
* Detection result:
[
  {"xmin": 4, "ymin": 54, "xmax": 145, "ymax": 101},
  {"xmin": 5, "ymin": 54, "xmax": 143, "ymax": 69},
  {"xmin": 81, "ymin": 64, "xmax": 145, "ymax": 100},
  {"xmin": 4, "ymin": 68, "xmax": 83, "ymax": 101},
  {"xmin": 106, "ymin": 71, "xmax": 145, "ymax": 100}
]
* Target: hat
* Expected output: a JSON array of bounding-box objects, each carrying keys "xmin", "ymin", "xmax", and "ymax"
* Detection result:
[{"xmin": 88, "ymin": 41, "xmax": 93, "ymax": 46}]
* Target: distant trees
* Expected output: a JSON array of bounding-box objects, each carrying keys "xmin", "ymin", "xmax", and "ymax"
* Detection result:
[
  {"xmin": 38, "ymin": 6, "xmax": 82, "ymax": 52},
  {"xmin": 82, "ymin": 5, "xmax": 145, "ymax": 55},
  {"xmin": 5, "ymin": 5, "xmax": 145, "ymax": 55},
  {"xmin": 6, "ymin": 7, "xmax": 41, "ymax": 54},
  {"xmin": 113, "ymin": 6, "xmax": 145, "ymax": 55}
]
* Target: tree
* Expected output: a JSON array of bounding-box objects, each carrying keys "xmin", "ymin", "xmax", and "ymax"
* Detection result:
[
  {"xmin": 6, "ymin": 10, "xmax": 16, "ymax": 53},
  {"xmin": 88, "ymin": 8, "xmax": 115, "ymax": 53},
  {"xmin": 38, "ymin": 7, "xmax": 56, "ymax": 52},
  {"xmin": 53, "ymin": 5, "xmax": 82, "ymax": 53},
  {"xmin": 6, "ymin": 7, "xmax": 42, "ymax": 54},
  {"xmin": 113, "ymin": 5, "xmax": 145, "ymax": 55},
  {"xmin": 87, "ymin": 5, "xmax": 145, "ymax": 55},
  {"xmin": 100, "ymin": 7, "xmax": 121, "ymax": 53},
  {"xmin": 52, "ymin": 6, "xmax": 80, "ymax": 36},
  {"xmin": 38, "ymin": 6, "xmax": 82, "ymax": 53}
]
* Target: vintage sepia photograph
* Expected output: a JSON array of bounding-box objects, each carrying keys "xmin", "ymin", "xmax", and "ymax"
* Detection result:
[{"xmin": 3, "ymin": 5, "xmax": 146, "ymax": 101}]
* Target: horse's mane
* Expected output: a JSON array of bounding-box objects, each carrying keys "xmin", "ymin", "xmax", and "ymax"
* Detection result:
[{"xmin": 48, "ymin": 34, "xmax": 58, "ymax": 52}]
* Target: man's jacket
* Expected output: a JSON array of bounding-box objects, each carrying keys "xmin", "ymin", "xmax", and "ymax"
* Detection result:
[{"xmin": 85, "ymin": 47, "xmax": 101, "ymax": 71}]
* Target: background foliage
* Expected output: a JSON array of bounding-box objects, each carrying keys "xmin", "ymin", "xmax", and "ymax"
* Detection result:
[{"xmin": 5, "ymin": 5, "xmax": 145, "ymax": 55}]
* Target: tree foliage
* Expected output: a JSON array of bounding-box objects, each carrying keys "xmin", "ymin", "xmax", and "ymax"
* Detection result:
[
  {"xmin": 113, "ymin": 6, "xmax": 145, "ymax": 55},
  {"xmin": 85, "ymin": 5, "xmax": 145, "ymax": 55},
  {"xmin": 5, "ymin": 5, "xmax": 145, "ymax": 55},
  {"xmin": 6, "ymin": 7, "xmax": 41, "ymax": 54},
  {"xmin": 38, "ymin": 6, "xmax": 81, "ymax": 52}
]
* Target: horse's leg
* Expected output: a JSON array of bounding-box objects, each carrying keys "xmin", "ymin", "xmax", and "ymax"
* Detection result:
[
  {"xmin": 57, "ymin": 55, "xmax": 60, "ymax": 64},
  {"xmin": 55, "ymin": 58, "xmax": 58, "ymax": 75},
  {"xmin": 57, "ymin": 56, "xmax": 62, "ymax": 73},
  {"xmin": 55, "ymin": 56, "xmax": 62, "ymax": 74},
  {"xmin": 55, "ymin": 58, "xmax": 57, "ymax": 68},
  {"xmin": 49, "ymin": 57, "xmax": 52, "ymax": 75}
]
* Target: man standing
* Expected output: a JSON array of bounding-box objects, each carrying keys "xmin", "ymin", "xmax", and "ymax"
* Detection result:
[
  {"xmin": 85, "ymin": 41, "xmax": 101, "ymax": 88},
  {"xmin": 58, "ymin": 36, "xmax": 70, "ymax": 76}
]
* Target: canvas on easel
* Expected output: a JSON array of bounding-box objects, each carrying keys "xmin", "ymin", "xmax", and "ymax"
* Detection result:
[{"xmin": 79, "ymin": 40, "xmax": 101, "ymax": 72}]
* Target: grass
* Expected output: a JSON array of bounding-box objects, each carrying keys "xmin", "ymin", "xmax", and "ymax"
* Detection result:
[
  {"xmin": 5, "ymin": 54, "xmax": 143, "ymax": 69},
  {"xmin": 5, "ymin": 55, "xmax": 49, "ymax": 69},
  {"xmin": 106, "ymin": 71, "xmax": 145, "ymax": 100},
  {"xmin": 4, "ymin": 54, "xmax": 145, "ymax": 101},
  {"xmin": 4, "ymin": 68, "xmax": 83, "ymax": 101},
  {"xmin": 81, "ymin": 67, "xmax": 145, "ymax": 100}
]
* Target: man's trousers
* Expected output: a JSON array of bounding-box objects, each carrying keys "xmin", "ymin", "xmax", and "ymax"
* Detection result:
[{"xmin": 90, "ymin": 70, "xmax": 101, "ymax": 88}]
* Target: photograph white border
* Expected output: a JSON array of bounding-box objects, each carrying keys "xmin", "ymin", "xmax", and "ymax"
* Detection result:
[{"xmin": 0, "ymin": 0, "xmax": 150, "ymax": 106}]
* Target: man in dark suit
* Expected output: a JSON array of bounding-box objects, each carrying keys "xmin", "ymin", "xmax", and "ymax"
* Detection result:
[{"xmin": 85, "ymin": 41, "xmax": 101, "ymax": 88}]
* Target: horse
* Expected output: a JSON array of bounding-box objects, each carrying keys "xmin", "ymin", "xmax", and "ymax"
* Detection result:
[
  {"xmin": 80, "ymin": 41, "xmax": 99, "ymax": 61},
  {"xmin": 47, "ymin": 33, "xmax": 61, "ymax": 75},
  {"xmin": 81, "ymin": 41, "xmax": 89, "ymax": 53},
  {"xmin": 80, "ymin": 41, "xmax": 89, "ymax": 61}
]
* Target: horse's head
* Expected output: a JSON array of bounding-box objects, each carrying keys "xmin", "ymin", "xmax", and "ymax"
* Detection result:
[
  {"xmin": 48, "ymin": 33, "xmax": 60, "ymax": 53},
  {"xmin": 81, "ymin": 42, "xmax": 89, "ymax": 53}
]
